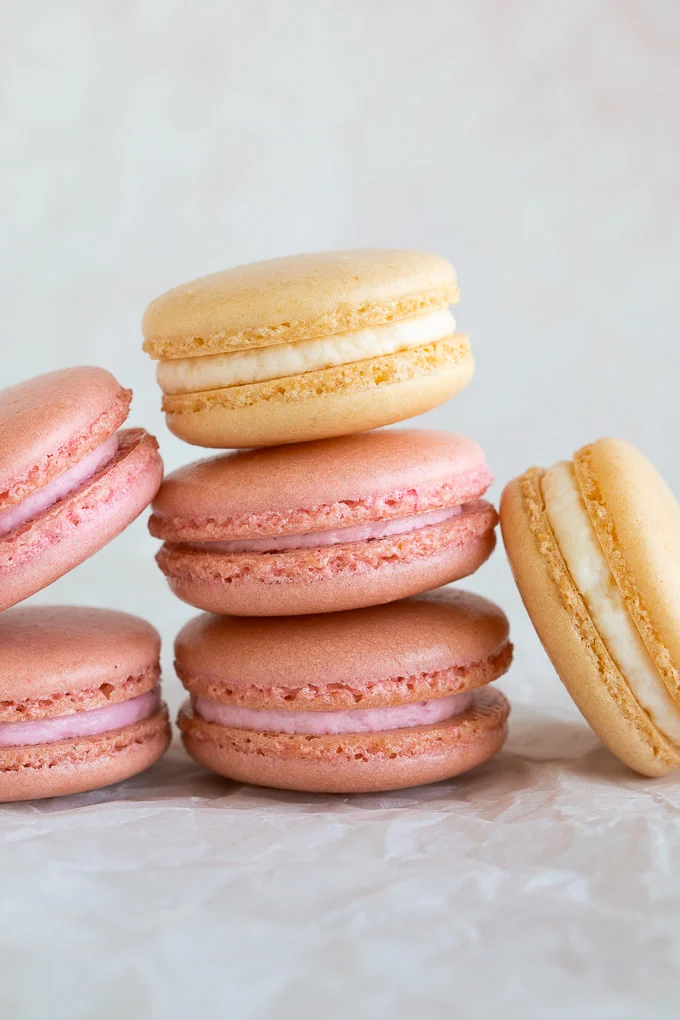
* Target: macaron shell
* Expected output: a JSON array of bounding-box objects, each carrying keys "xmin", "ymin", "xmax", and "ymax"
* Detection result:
[
  {"xmin": 575, "ymin": 439, "xmax": 680, "ymax": 708},
  {"xmin": 0, "ymin": 707, "xmax": 171, "ymax": 802},
  {"xmin": 161, "ymin": 336, "xmax": 473, "ymax": 448},
  {"xmin": 0, "ymin": 606, "xmax": 161, "ymax": 717},
  {"xmin": 178, "ymin": 688, "xmax": 509, "ymax": 794},
  {"xmin": 157, "ymin": 511, "xmax": 497, "ymax": 616},
  {"xmin": 0, "ymin": 428, "xmax": 163, "ymax": 612},
  {"xmin": 143, "ymin": 249, "xmax": 459, "ymax": 359},
  {"xmin": 0, "ymin": 367, "xmax": 131, "ymax": 511},
  {"xmin": 150, "ymin": 429, "xmax": 491, "ymax": 538},
  {"xmin": 174, "ymin": 589, "xmax": 511, "ymax": 708},
  {"xmin": 500, "ymin": 471, "xmax": 680, "ymax": 776}
]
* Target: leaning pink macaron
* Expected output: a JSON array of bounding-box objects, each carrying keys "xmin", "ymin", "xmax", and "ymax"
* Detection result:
[
  {"xmin": 0, "ymin": 606, "xmax": 171, "ymax": 802},
  {"xmin": 0, "ymin": 367, "xmax": 164, "ymax": 611},
  {"xmin": 176, "ymin": 588, "xmax": 513, "ymax": 794},
  {"xmin": 150, "ymin": 429, "xmax": 498, "ymax": 616}
]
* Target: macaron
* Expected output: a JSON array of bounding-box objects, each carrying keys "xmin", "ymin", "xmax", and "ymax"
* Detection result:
[
  {"xmin": 0, "ymin": 367, "xmax": 163, "ymax": 611},
  {"xmin": 150, "ymin": 429, "xmax": 498, "ymax": 616},
  {"xmin": 176, "ymin": 589, "xmax": 512, "ymax": 794},
  {"xmin": 142, "ymin": 249, "xmax": 472, "ymax": 448},
  {"xmin": 0, "ymin": 606, "xmax": 171, "ymax": 801},
  {"xmin": 501, "ymin": 438, "xmax": 680, "ymax": 777}
]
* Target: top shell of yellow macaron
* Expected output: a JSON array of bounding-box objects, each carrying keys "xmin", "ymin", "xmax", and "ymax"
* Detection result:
[
  {"xmin": 143, "ymin": 249, "xmax": 459, "ymax": 357},
  {"xmin": 142, "ymin": 250, "xmax": 472, "ymax": 449}
]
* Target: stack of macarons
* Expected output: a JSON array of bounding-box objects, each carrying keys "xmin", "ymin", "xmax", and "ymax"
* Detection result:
[
  {"xmin": 3, "ymin": 251, "xmax": 673, "ymax": 803},
  {"xmin": 143, "ymin": 249, "xmax": 513, "ymax": 793},
  {"xmin": 0, "ymin": 367, "xmax": 171, "ymax": 801}
]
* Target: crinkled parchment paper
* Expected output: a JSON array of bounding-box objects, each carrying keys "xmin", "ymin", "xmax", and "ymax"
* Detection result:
[{"xmin": 1, "ymin": 607, "xmax": 679, "ymax": 1020}]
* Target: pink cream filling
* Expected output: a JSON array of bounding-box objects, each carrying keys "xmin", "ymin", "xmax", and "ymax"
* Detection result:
[
  {"xmin": 192, "ymin": 690, "xmax": 473, "ymax": 735},
  {"xmin": 0, "ymin": 433, "xmax": 119, "ymax": 538},
  {"xmin": 0, "ymin": 687, "xmax": 160, "ymax": 747},
  {"xmin": 191, "ymin": 504, "xmax": 475, "ymax": 555}
]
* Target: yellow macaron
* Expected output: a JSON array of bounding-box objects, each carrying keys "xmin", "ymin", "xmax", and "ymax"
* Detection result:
[
  {"xmin": 501, "ymin": 438, "xmax": 680, "ymax": 777},
  {"xmin": 143, "ymin": 249, "xmax": 472, "ymax": 448}
]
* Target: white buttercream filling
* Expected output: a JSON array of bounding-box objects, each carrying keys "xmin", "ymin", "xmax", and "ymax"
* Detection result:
[
  {"xmin": 157, "ymin": 307, "xmax": 456, "ymax": 395},
  {"xmin": 542, "ymin": 461, "xmax": 680, "ymax": 745}
]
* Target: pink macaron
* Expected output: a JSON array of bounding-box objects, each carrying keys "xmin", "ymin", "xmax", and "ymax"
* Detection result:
[
  {"xmin": 0, "ymin": 606, "xmax": 171, "ymax": 801},
  {"xmin": 150, "ymin": 429, "xmax": 498, "ymax": 616},
  {"xmin": 0, "ymin": 367, "xmax": 164, "ymax": 610},
  {"xmin": 176, "ymin": 588, "xmax": 512, "ymax": 793}
]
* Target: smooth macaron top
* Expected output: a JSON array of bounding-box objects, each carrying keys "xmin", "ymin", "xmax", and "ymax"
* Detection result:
[
  {"xmin": 0, "ymin": 367, "xmax": 131, "ymax": 512},
  {"xmin": 150, "ymin": 429, "xmax": 492, "ymax": 541},
  {"xmin": 175, "ymin": 590, "xmax": 510, "ymax": 707},
  {"xmin": 574, "ymin": 438, "xmax": 680, "ymax": 704},
  {"xmin": 0, "ymin": 606, "xmax": 161, "ymax": 705},
  {"xmin": 142, "ymin": 249, "xmax": 459, "ymax": 360}
]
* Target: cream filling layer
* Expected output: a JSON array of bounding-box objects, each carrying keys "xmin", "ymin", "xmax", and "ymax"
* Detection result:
[
  {"xmin": 0, "ymin": 688, "xmax": 160, "ymax": 747},
  {"xmin": 542, "ymin": 461, "xmax": 680, "ymax": 745},
  {"xmin": 157, "ymin": 307, "xmax": 456, "ymax": 395},
  {"xmin": 189, "ymin": 505, "xmax": 471, "ymax": 555},
  {"xmin": 0, "ymin": 434, "xmax": 119, "ymax": 539},
  {"xmin": 192, "ymin": 691, "xmax": 473, "ymax": 735}
]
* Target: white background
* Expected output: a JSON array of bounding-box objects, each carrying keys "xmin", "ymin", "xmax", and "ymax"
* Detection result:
[{"xmin": 2, "ymin": 3, "xmax": 680, "ymax": 1018}]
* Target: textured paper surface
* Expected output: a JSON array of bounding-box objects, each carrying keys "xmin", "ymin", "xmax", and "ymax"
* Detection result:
[{"xmin": 2, "ymin": 612, "xmax": 680, "ymax": 1020}]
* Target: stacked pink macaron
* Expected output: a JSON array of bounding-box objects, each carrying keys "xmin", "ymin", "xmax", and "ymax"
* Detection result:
[
  {"xmin": 0, "ymin": 367, "xmax": 171, "ymax": 801},
  {"xmin": 149, "ymin": 430, "xmax": 498, "ymax": 616},
  {"xmin": 144, "ymin": 249, "xmax": 513, "ymax": 794}
]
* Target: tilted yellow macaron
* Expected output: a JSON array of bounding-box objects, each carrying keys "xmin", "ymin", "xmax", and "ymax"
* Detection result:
[
  {"xmin": 142, "ymin": 249, "xmax": 473, "ymax": 448},
  {"xmin": 501, "ymin": 438, "xmax": 680, "ymax": 777}
]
